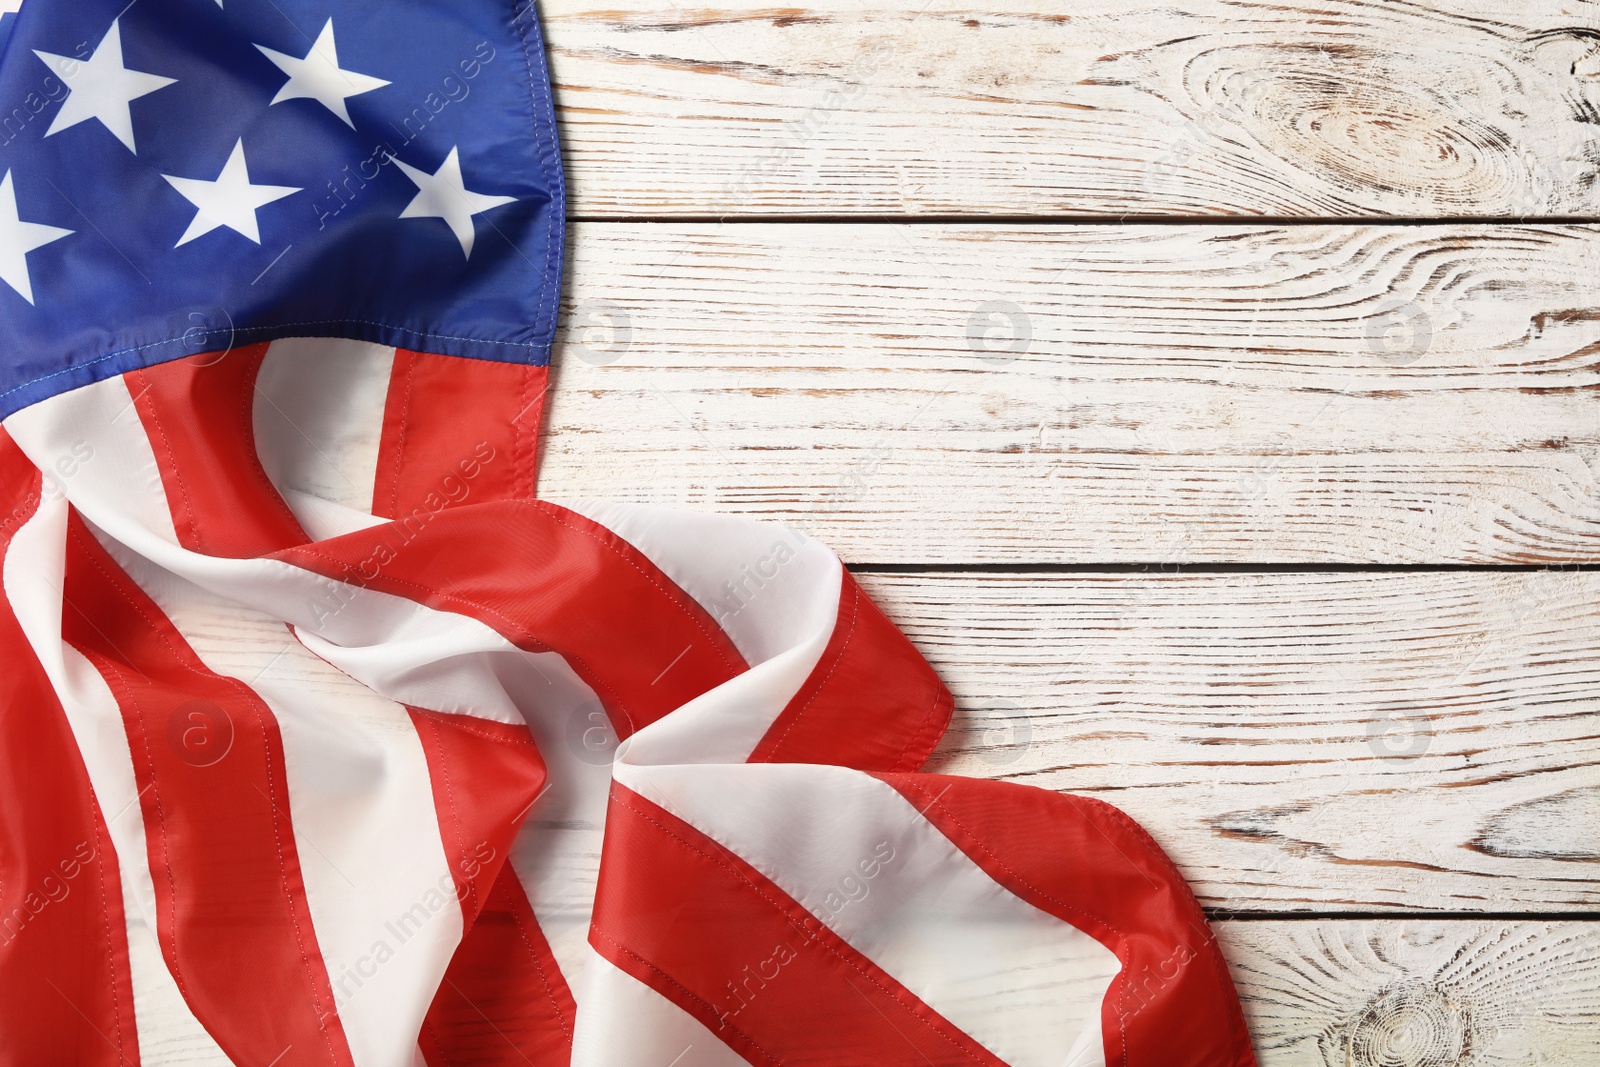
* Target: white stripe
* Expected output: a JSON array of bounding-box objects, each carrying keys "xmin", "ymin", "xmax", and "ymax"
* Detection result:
[
  {"xmin": 490, "ymin": 649, "xmax": 613, "ymax": 997},
  {"xmin": 1064, "ymin": 1012, "xmax": 1108, "ymax": 1067},
  {"xmin": 254, "ymin": 337, "xmax": 395, "ymax": 518},
  {"xmin": 5, "ymin": 375, "xmax": 178, "ymax": 544},
  {"xmin": 615, "ymin": 761, "xmax": 1118, "ymax": 1067},
  {"xmin": 561, "ymin": 500, "xmax": 840, "ymax": 666},
  {"xmin": 571, "ymin": 948, "xmax": 747, "ymax": 1067},
  {"xmin": 93, "ymin": 529, "xmax": 460, "ymax": 1067},
  {"xmin": 280, "ymin": 487, "xmax": 391, "ymax": 540},
  {"xmin": 616, "ymin": 623, "xmax": 832, "ymax": 767},
  {"xmin": 561, "ymin": 502, "xmax": 845, "ymax": 766},
  {"xmin": 289, "ymin": 585, "xmax": 536, "ymax": 729},
  {"xmin": 2, "ymin": 493, "xmax": 230, "ymax": 1065}
]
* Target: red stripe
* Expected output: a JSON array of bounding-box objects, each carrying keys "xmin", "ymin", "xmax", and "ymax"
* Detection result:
[
  {"xmin": 405, "ymin": 641, "xmax": 575, "ymax": 1067},
  {"xmin": 419, "ymin": 867, "xmax": 576, "ymax": 1067},
  {"xmin": 372, "ymin": 350, "xmax": 545, "ymax": 519},
  {"xmin": 61, "ymin": 513, "xmax": 356, "ymax": 1067},
  {"xmin": 277, "ymin": 501, "xmax": 747, "ymax": 737},
  {"xmin": 0, "ymin": 432, "xmax": 140, "ymax": 1065},
  {"xmin": 127, "ymin": 345, "xmax": 309, "ymax": 556},
  {"xmin": 406, "ymin": 708, "xmax": 547, "ymax": 925},
  {"xmin": 589, "ymin": 784, "xmax": 1007, "ymax": 1067},
  {"xmin": 365, "ymin": 351, "xmax": 572, "ymax": 1067},
  {"xmin": 878, "ymin": 775, "xmax": 1258, "ymax": 1067},
  {"xmin": 750, "ymin": 571, "xmax": 950, "ymax": 772}
]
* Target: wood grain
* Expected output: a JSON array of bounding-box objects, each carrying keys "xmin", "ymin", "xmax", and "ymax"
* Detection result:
[
  {"xmin": 1222, "ymin": 920, "xmax": 1600, "ymax": 1066},
  {"xmin": 544, "ymin": 0, "xmax": 1600, "ymax": 217},
  {"xmin": 537, "ymin": 222, "xmax": 1600, "ymax": 564},
  {"xmin": 852, "ymin": 569, "xmax": 1600, "ymax": 912}
]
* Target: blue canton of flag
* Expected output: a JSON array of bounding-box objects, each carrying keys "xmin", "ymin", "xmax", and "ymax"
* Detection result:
[{"xmin": 0, "ymin": 0, "xmax": 564, "ymax": 419}]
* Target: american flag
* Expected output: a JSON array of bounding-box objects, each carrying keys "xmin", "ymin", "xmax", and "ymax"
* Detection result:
[{"xmin": 0, "ymin": 1, "xmax": 1255, "ymax": 1065}]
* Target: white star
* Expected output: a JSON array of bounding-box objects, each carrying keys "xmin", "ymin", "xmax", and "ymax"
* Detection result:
[
  {"xmin": 256, "ymin": 20, "xmax": 388, "ymax": 128},
  {"xmin": 35, "ymin": 20, "xmax": 176, "ymax": 153},
  {"xmin": 391, "ymin": 148, "xmax": 516, "ymax": 259},
  {"xmin": 162, "ymin": 140, "xmax": 300, "ymax": 247},
  {"xmin": 0, "ymin": 171, "xmax": 72, "ymax": 305},
  {"xmin": 0, "ymin": 1, "xmax": 27, "ymax": 17}
]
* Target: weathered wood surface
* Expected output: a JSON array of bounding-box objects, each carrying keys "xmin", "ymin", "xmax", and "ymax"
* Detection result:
[
  {"xmin": 1222, "ymin": 920, "xmax": 1600, "ymax": 1066},
  {"xmin": 853, "ymin": 570, "xmax": 1600, "ymax": 913},
  {"xmin": 544, "ymin": 0, "xmax": 1600, "ymax": 218},
  {"xmin": 126, "ymin": 917, "xmax": 1596, "ymax": 1065},
  {"xmin": 537, "ymin": 222, "xmax": 1600, "ymax": 564}
]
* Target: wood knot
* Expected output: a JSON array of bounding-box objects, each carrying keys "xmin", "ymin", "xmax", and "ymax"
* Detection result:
[
  {"xmin": 1343, "ymin": 982, "xmax": 1471, "ymax": 1067},
  {"xmin": 1185, "ymin": 43, "xmax": 1525, "ymax": 208}
]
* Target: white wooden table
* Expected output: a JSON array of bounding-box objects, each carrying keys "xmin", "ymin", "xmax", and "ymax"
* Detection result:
[{"xmin": 532, "ymin": 2, "xmax": 1600, "ymax": 1062}]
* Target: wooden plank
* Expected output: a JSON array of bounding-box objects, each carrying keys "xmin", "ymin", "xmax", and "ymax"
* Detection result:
[
  {"xmin": 538, "ymin": 222, "xmax": 1600, "ymax": 565},
  {"xmin": 1221, "ymin": 920, "xmax": 1600, "ymax": 1066},
  {"xmin": 852, "ymin": 569, "xmax": 1600, "ymax": 912},
  {"xmin": 545, "ymin": 0, "xmax": 1600, "ymax": 217}
]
